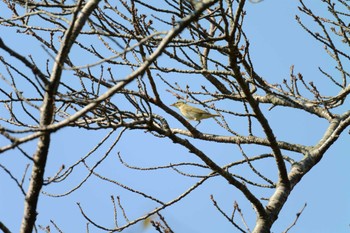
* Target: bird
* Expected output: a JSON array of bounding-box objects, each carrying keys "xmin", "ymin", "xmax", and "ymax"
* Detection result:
[{"xmin": 171, "ymin": 101, "xmax": 219, "ymax": 127}]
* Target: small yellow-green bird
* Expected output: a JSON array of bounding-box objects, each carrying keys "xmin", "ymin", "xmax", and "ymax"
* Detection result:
[{"xmin": 171, "ymin": 101, "xmax": 219, "ymax": 127}]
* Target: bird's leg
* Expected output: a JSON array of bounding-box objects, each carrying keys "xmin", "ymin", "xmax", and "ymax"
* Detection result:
[{"xmin": 194, "ymin": 120, "xmax": 201, "ymax": 128}]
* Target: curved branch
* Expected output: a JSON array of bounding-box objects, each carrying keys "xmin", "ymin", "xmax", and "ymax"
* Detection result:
[{"xmin": 166, "ymin": 131, "xmax": 267, "ymax": 219}]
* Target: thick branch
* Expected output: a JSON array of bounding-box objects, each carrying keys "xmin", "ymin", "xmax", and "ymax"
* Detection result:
[{"xmin": 20, "ymin": 1, "xmax": 101, "ymax": 232}]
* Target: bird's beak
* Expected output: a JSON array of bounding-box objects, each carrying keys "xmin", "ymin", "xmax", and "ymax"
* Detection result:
[{"xmin": 170, "ymin": 103, "xmax": 176, "ymax": 106}]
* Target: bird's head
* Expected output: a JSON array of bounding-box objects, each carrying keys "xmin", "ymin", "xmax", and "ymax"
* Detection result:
[{"xmin": 170, "ymin": 101, "xmax": 186, "ymax": 108}]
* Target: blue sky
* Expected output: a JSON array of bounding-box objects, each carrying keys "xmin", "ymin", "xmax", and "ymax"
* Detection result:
[{"xmin": 0, "ymin": 0, "xmax": 349, "ymax": 232}]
